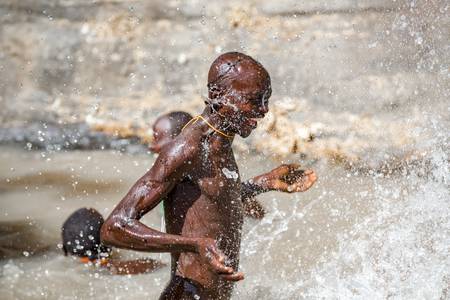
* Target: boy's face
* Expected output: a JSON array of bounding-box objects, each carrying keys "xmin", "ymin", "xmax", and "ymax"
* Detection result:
[
  {"xmin": 220, "ymin": 83, "xmax": 271, "ymax": 138},
  {"xmin": 149, "ymin": 118, "xmax": 173, "ymax": 153}
]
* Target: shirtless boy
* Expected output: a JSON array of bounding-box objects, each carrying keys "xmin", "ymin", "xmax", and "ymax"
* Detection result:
[{"xmin": 101, "ymin": 52, "xmax": 317, "ymax": 299}]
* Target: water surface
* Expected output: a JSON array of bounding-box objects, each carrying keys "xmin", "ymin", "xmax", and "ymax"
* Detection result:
[{"xmin": 0, "ymin": 145, "xmax": 448, "ymax": 299}]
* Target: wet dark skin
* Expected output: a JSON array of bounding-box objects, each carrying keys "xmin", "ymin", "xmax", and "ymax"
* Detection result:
[
  {"xmin": 150, "ymin": 112, "xmax": 265, "ymax": 219},
  {"xmin": 101, "ymin": 52, "xmax": 317, "ymax": 299}
]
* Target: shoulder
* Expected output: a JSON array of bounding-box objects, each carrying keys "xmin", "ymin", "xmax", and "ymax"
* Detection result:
[
  {"xmin": 163, "ymin": 133, "xmax": 202, "ymax": 164},
  {"xmin": 148, "ymin": 134, "xmax": 201, "ymax": 181}
]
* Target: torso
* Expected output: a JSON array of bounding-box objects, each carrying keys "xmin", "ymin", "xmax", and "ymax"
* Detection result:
[{"xmin": 164, "ymin": 133, "xmax": 244, "ymax": 291}]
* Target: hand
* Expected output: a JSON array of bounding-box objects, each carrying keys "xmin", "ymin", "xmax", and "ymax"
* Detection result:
[
  {"xmin": 264, "ymin": 164, "xmax": 317, "ymax": 193},
  {"xmin": 195, "ymin": 238, "xmax": 244, "ymax": 282}
]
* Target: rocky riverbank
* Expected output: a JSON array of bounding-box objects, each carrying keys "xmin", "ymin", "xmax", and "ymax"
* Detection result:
[{"xmin": 1, "ymin": 0, "xmax": 448, "ymax": 171}]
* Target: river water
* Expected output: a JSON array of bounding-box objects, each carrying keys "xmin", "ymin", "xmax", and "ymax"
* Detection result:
[{"xmin": 0, "ymin": 132, "xmax": 448, "ymax": 299}]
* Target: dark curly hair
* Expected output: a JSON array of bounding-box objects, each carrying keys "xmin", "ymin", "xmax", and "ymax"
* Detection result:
[{"xmin": 61, "ymin": 208, "xmax": 111, "ymax": 260}]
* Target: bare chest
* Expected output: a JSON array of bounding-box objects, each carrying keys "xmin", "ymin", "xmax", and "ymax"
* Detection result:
[{"xmin": 193, "ymin": 141, "xmax": 241, "ymax": 202}]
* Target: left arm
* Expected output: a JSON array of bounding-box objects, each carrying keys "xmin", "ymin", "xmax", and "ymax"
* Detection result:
[{"xmin": 240, "ymin": 164, "xmax": 316, "ymax": 219}]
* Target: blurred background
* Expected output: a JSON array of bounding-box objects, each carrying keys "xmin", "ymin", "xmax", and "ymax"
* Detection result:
[
  {"xmin": 1, "ymin": 0, "xmax": 448, "ymax": 167},
  {"xmin": 0, "ymin": 1, "xmax": 449, "ymax": 299}
]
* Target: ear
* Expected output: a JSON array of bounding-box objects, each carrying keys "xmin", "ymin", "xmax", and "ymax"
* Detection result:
[
  {"xmin": 205, "ymin": 98, "xmax": 222, "ymax": 112},
  {"xmin": 213, "ymin": 94, "xmax": 232, "ymax": 112},
  {"xmin": 212, "ymin": 102, "xmax": 222, "ymax": 111},
  {"xmin": 204, "ymin": 98, "xmax": 220, "ymax": 109},
  {"xmin": 206, "ymin": 91, "xmax": 225, "ymax": 112}
]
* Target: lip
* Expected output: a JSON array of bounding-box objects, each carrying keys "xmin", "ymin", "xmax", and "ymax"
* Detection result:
[{"xmin": 248, "ymin": 118, "xmax": 258, "ymax": 129}]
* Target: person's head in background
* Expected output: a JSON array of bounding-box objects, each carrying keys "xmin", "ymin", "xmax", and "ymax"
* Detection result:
[
  {"xmin": 61, "ymin": 208, "xmax": 111, "ymax": 261},
  {"xmin": 149, "ymin": 111, "xmax": 193, "ymax": 154}
]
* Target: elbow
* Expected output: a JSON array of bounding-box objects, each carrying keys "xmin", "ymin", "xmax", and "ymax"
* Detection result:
[{"xmin": 100, "ymin": 215, "xmax": 126, "ymax": 247}]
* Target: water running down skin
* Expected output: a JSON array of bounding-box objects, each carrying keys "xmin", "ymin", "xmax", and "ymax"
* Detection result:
[{"xmin": 101, "ymin": 52, "xmax": 317, "ymax": 299}]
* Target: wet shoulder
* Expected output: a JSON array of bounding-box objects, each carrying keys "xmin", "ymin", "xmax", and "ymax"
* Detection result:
[
  {"xmin": 165, "ymin": 132, "xmax": 202, "ymax": 162},
  {"xmin": 148, "ymin": 134, "xmax": 202, "ymax": 181}
]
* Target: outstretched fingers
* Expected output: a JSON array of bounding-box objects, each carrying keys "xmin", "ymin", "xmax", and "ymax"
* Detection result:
[
  {"xmin": 290, "ymin": 169, "xmax": 317, "ymax": 192},
  {"xmin": 272, "ymin": 163, "xmax": 301, "ymax": 177}
]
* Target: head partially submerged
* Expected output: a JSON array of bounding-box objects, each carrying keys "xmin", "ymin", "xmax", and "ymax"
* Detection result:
[
  {"xmin": 207, "ymin": 52, "xmax": 271, "ymax": 137},
  {"xmin": 62, "ymin": 208, "xmax": 111, "ymax": 260},
  {"xmin": 149, "ymin": 111, "xmax": 193, "ymax": 153}
]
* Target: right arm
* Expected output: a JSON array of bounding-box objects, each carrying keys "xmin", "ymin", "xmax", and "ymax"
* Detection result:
[
  {"xmin": 101, "ymin": 146, "xmax": 197, "ymax": 253},
  {"xmin": 101, "ymin": 176, "xmax": 198, "ymax": 253},
  {"xmin": 100, "ymin": 143, "xmax": 236, "ymax": 276}
]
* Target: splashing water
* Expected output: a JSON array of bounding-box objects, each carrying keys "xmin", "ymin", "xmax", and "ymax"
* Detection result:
[
  {"xmin": 222, "ymin": 167, "xmax": 239, "ymax": 180},
  {"xmin": 236, "ymin": 129, "xmax": 449, "ymax": 299},
  {"xmin": 302, "ymin": 146, "xmax": 449, "ymax": 299},
  {"xmin": 0, "ymin": 125, "xmax": 448, "ymax": 299}
]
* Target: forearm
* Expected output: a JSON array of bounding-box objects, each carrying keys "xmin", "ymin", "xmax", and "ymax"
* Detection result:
[
  {"xmin": 101, "ymin": 216, "xmax": 198, "ymax": 253},
  {"xmin": 241, "ymin": 175, "xmax": 271, "ymax": 201}
]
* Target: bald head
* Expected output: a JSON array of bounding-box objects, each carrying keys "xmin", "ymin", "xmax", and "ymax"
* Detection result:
[
  {"xmin": 205, "ymin": 52, "xmax": 272, "ymax": 138},
  {"xmin": 207, "ymin": 52, "xmax": 271, "ymax": 102}
]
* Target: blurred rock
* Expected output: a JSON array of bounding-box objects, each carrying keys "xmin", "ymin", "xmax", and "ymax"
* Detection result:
[
  {"xmin": 0, "ymin": 122, "xmax": 148, "ymax": 152},
  {"xmin": 258, "ymin": 0, "xmax": 403, "ymax": 15}
]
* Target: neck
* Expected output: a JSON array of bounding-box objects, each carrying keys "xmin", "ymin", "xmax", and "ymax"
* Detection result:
[{"xmin": 198, "ymin": 107, "xmax": 234, "ymax": 142}]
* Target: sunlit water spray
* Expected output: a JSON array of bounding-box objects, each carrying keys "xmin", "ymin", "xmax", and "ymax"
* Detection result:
[{"xmin": 236, "ymin": 126, "xmax": 449, "ymax": 299}]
